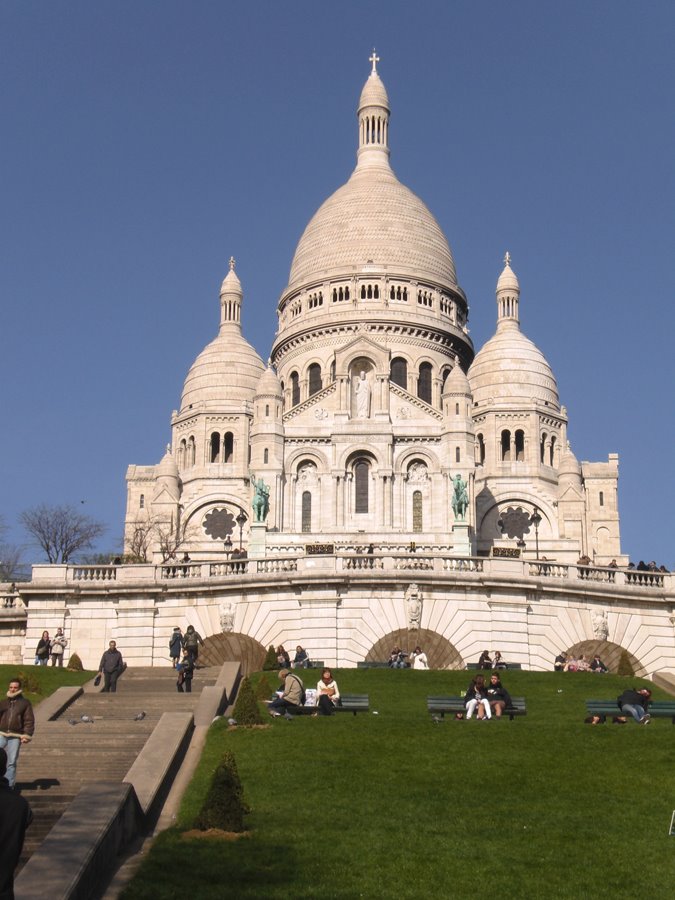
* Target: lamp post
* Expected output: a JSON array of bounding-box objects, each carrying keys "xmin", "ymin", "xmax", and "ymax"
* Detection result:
[
  {"xmin": 223, "ymin": 535, "xmax": 232, "ymax": 560},
  {"xmin": 530, "ymin": 507, "xmax": 542, "ymax": 560},
  {"xmin": 236, "ymin": 511, "xmax": 247, "ymax": 552}
]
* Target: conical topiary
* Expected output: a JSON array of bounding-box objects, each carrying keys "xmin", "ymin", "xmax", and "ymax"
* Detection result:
[
  {"xmin": 262, "ymin": 645, "xmax": 277, "ymax": 670},
  {"xmin": 617, "ymin": 650, "xmax": 634, "ymax": 677},
  {"xmin": 232, "ymin": 676, "xmax": 263, "ymax": 725},
  {"xmin": 68, "ymin": 652, "xmax": 84, "ymax": 671},
  {"xmin": 255, "ymin": 673, "xmax": 273, "ymax": 701},
  {"xmin": 194, "ymin": 751, "xmax": 250, "ymax": 832}
]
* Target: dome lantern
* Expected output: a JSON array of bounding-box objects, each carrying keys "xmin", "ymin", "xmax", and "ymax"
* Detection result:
[
  {"xmin": 356, "ymin": 50, "xmax": 391, "ymax": 171},
  {"xmin": 496, "ymin": 251, "xmax": 520, "ymax": 329},
  {"xmin": 219, "ymin": 256, "xmax": 243, "ymax": 332}
]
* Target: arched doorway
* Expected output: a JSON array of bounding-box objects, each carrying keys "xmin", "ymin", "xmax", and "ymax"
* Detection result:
[
  {"xmin": 366, "ymin": 628, "xmax": 463, "ymax": 669},
  {"xmin": 199, "ymin": 633, "xmax": 267, "ymax": 676}
]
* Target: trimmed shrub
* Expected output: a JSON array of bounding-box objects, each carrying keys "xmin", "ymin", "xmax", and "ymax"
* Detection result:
[
  {"xmin": 16, "ymin": 670, "xmax": 41, "ymax": 695},
  {"xmin": 67, "ymin": 652, "xmax": 84, "ymax": 671},
  {"xmin": 617, "ymin": 651, "xmax": 634, "ymax": 677},
  {"xmin": 194, "ymin": 750, "xmax": 250, "ymax": 832},
  {"xmin": 262, "ymin": 645, "xmax": 277, "ymax": 670},
  {"xmin": 255, "ymin": 674, "xmax": 273, "ymax": 700},
  {"xmin": 232, "ymin": 676, "xmax": 263, "ymax": 725}
]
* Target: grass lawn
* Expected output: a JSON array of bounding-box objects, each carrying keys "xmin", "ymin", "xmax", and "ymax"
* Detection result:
[
  {"xmin": 0, "ymin": 662, "xmax": 94, "ymax": 705},
  {"xmin": 122, "ymin": 669, "xmax": 675, "ymax": 900}
]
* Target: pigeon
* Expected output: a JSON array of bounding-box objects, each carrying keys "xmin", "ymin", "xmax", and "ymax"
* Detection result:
[
  {"xmin": 432, "ymin": 715, "xmax": 442, "ymax": 725},
  {"xmin": 134, "ymin": 711, "xmax": 146, "ymax": 721},
  {"xmin": 80, "ymin": 715, "xmax": 94, "ymax": 724},
  {"xmin": 283, "ymin": 711, "xmax": 294, "ymax": 721},
  {"xmin": 227, "ymin": 717, "xmax": 237, "ymax": 726},
  {"xmin": 68, "ymin": 719, "xmax": 78, "ymax": 726}
]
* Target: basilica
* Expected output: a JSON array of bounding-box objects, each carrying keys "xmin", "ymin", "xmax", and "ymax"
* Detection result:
[
  {"xmin": 124, "ymin": 59, "xmax": 622, "ymax": 567},
  {"xmin": 10, "ymin": 61, "xmax": 672, "ymax": 677}
]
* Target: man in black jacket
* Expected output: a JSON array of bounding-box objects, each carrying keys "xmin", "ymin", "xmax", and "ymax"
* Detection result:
[
  {"xmin": 617, "ymin": 687, "xmax": 651, "ymax": 724},
  {"xmin": 98, "ymin": 641, "xmax": 124, "ymax": 693}
]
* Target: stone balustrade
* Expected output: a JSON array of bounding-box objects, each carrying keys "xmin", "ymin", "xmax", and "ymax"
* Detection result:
[{"xmin": 27, "ymin": 556, "xmax": 672, "ymax": 592}]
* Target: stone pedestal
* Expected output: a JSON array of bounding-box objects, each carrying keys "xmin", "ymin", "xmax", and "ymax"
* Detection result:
[
  {"xmin": 249, "ymin": 522, "xmax": 267, "ymax": 558},
  {"xmin": 452, "ymin": 522, "xmax": 472, "ymax": 557}
]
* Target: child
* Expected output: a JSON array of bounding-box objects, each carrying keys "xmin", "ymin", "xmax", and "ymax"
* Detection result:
[{"xmin": 176, "ymin": 651, "xmax": 194, "ymax": 693}]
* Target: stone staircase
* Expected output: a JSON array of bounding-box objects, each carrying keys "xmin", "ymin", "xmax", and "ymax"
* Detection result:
[{"xmin": 16, "ymin": 666, "xmax": 219, "ymax": 869}]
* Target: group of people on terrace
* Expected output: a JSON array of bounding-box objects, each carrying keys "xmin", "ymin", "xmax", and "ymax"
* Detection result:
[
  {"xmin": 274, "ymin": 644, "xmax": 313, "ymax": 669},
  {"xmin": 554, "ymin": 652, "xmax": 608, "ymax": 673},
  {"xmin": 388, "ymin": 645, "xmax": 429, "ymax": 668},
  {"xmin": 477, "ymin": 650, "xmax": 507, "ymax": 669}
]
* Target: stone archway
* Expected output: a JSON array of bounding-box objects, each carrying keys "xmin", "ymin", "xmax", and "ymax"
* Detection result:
[
  {"xmin": 366, "ymin": 628, "xmax": 463, "ymax": 669},
  {"xmin": 566, "ymin": 639, "xmax": 644, "ymax": 676},
  {"xmin": 199, "ymin": 633, "xmax": 266, "ymax": 676}
]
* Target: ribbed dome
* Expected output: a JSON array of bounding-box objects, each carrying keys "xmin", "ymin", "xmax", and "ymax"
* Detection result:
[
  {"xmin": 286, "ymin": 62, "xmax": 458, "ymax": 292},
  {"xmin": 443, "ymin": 358, "xmax": 471, "ymax": 395},
  {"xmin": 157, "ymin": 445, "xmax": 178, "ymax": 478},
  {"xmin": 469, "ymin": 323, "xmax": 560, "ymax": 409},
  {"xmin": 558, "ymin": 442, "xmax": 582, "ymax": 483},
  {"xmin": 287, "ymin": 167, "xmax": 458, "ymax": 289},
  {"xmin": 181, "ymin": 332, "xmax": 265, "ymax": 411},
  {"xmin": 255, "ymin": 363, "xmax": 283, "ymax": 399}
]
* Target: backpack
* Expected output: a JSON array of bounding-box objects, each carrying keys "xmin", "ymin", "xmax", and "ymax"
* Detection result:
[
  {"xmin": 185, "ymin": 631, "xmax": 198, "ymax": 649},
  {"xmin": 290, "ymin": 674, "xmax": 306, "ymax": 706}
]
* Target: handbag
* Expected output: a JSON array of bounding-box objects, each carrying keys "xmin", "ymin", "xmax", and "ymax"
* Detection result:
[{"xmin": 94, "ymin": 674, "xmax": 102, "ymax": 687}]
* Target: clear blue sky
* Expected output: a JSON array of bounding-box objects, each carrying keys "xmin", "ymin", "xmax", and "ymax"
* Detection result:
[{"xmin": 2, "ymin": 1, "xmax": 673, "ymax": 568}]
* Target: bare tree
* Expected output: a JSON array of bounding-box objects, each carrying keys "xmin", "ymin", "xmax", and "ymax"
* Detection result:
[
  {"xmin": 20, "ymin": 504, "xmax": 106, "ymax": 564},
  {"xmin": 155, "ymin": 519, "xmax": 196, "ymax": 562},
  {"xmin": 0, "ymin": 515, "xmax": 25, "ymax": 581},
  {"xmin": 127, "ymin": 519, "xmax": 155, "ymax": 563}
]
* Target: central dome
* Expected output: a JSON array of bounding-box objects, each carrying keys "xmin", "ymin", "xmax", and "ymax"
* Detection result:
[
  {"xmin": 287, "ymin": 167, "xmax": 458, "ymax": 289},
  {"xmin": 286, "ymin": 63, "xmax": 458, "ymax": 293}
]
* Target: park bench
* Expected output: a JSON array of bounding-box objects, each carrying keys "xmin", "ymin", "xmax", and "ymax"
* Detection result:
[
  {"xmin": 290, "ymin": 693, "xmax": 370, "ymax": 717},
  {"xmin": 357, "ymin": 661, "xmax": 390, "ymax": 668},
  {"xmin": 586, "ymin": 699, "xmax": 675, "ymax": 723},
  {"xmin": 427, "ymin": 695, "xmax": 527, "ymax": 721},
  {"xmin": 466, "ymin": 662, "xmax": 522, "ymax": 670}
]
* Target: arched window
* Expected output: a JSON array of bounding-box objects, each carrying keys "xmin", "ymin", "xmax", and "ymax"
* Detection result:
[
  {"xmin": 265, "ymin": 403, "xmax": 269, "ymax": 417},
  {"xmin": 264, "ymin": 448, "xmax": 269, "ymax": 464},
  {"xmin": 455, "ymin": 403, "xmax": 460, "ymax": 415},
  {"xmin": 501, "ymin": 430, "xmax": 511, "ymax": 461},
  {"xmin": 224, "ymin": 432, "xmax": 234, "ymax": 463},
  {"xmin": 355, "ymin": 460, "xmax": 369, "ymax": 514},
  {"xmin": 330, "ymin": 360, "xmax": 336, "ymax": 382},
  {"xmin": 540, "ymin": 433, "xmax": 547, "ymax": 463},
  {"xmin": 455, "ymin": 447, "xmax": 461, "ymax": 463},
  {"xmin": 412, "ymin": 490, "xmax": 423, "ymax": 532},
  {"xmin": 549, "ymin": 436, "xmax": 556, "ymax": 466},
  {"xmin": 178, "ymin": 439, "xmax": 186, "ymax": 468},
  {"xmin": 477, "ymin": 434, "xmax": 486, "ymax": 465},
  {"xmin": 139, "ymin": 494, "xmax": 144, "ymax": 509},
  {"xmin": 515, "ymin": 430, "xmax": 525, "ymax": 462},
  {"xmin": 390, "ymin": 357, "xmax": 407, "ymax": 389},
  {"xmin": 302, "ymin": 491, "xmax": 311, "ymax": 532},
  {"xmin": 599, "ymin": 491, "xmax": 604, "ymax": 507},
  {"xmin": 389, "ymin": 356, "xmax": 408, "ymax": 390},
  {"xmin": 418, "ymin": 362, "xmax": 432, "ymax": 404},
  {"xmin": 290, "ymin": 371, "xmax": 300, "ymax": 406},
  {"xmin": 308, "ymin": 363, "xmax": 322, "ymax": 396},
  {"xmin": 188, "ymin": 436, "xmax": 196, "ymax": 466},
  {"xmin": 210, "ymin": 432, "xmax": 221, "ymax": 463}
]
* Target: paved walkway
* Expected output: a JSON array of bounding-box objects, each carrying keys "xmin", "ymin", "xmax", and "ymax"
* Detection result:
[{"xmin": 16, "ymin": 665, "xmax": 218, "ymax": 870}]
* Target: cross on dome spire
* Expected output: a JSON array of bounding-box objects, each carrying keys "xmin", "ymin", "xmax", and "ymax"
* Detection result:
[
  {"xmin": 369, "ymin": 49, "xmax": 380, "ymax": 73},
  {"xmin": 504, "ymin": 251, "xmax": 511, "ymax": 267},
  {"xmin": 229, "ymin": 256, "xmax": 236, "ymax": 271}
]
